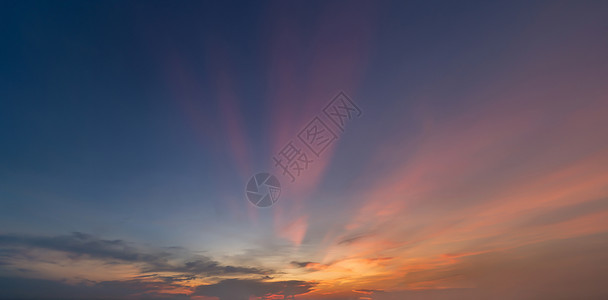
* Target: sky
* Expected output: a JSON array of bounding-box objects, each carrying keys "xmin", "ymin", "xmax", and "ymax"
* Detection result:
[{"xmin": 1, "ymin": 0, "xmax": 608, "ymax": 299}]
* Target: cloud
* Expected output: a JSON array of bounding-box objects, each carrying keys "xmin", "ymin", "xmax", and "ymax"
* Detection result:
[
  {"xmin": 291, "ymin": 261, "xmax": 313, "ymax": 268},
  {"xmin": 144, "ymin": 257, "xmax": 269, "ymax": 276},
  {"xmin": 337, "ymin": 233, "xmax": 370, "ymax": 246},
  {"xmin": 194, "ymin": 278, "xmax": 317, "ymax": 300},
  {"xmin": 290, "ymin": 261, "xmax": 331, "ymax": 272},
  {"xmin": 155, "ymin": 274, "xmax": 197, "ymax": 283},
  {"xmin": 353, "ymin": 289, "xmax": 384, "ymax": 294},
  {"xmin": 0, "ymin": 232, "xmax": 271, "ymax": 277},
  {"xmin": 0, "ymin": 276, "xmax": 191, "ymax": 300},
  {"xmin": 0, "ymin": 232, "xmax": 167, "ymax": 263}
]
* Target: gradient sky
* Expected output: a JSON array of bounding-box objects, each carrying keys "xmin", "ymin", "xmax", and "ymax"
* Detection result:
[{"xmin": 1, "ymin": 1, "xmax": 608, "ymax": 299}]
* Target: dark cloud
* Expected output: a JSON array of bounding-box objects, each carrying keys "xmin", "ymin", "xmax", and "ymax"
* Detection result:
[
  {"xmin": 194, "ymin": 278, "xmax": 317, "ymax": 300},
  {"xmin": 353, "ymin": 289, "xmax": 385, "ymax": 294},
  {"xmin": 289, "ymin": 261, "xmax": 333, "ymax": 273},
  {"xmin": 0, "ymin": 232, "xmax": 168, "ymax": 263},
  {"xmin": 129, "ymin": 273, "xmax": 196, "ymax": 283},
  {"xmin": 0, "ymin": 232, "xmax": 272, "ymax": 277},
  {"xmin": 0, "ymin": 232, "xmax": 280, "ymax": 299},
  {"xmin": 145, "ymin": 257, "xmax": 269, "ymax": 276},
  {"xmin": 96, "ymin": 277, "xmax": 189, "ymax": 296},
  {"xmin": 0, "ymin": 276, "xmax": 190, "ymax": 300},
  {"xmin": 291, "ymin": 261, "xmax": 313, "ymax": 268},
  {"xmin": 157, "ymin": 274, "xmax": 196, "ymax": 283}
]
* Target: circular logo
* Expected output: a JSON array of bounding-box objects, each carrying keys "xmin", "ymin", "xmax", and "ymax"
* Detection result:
[{"xmin": 246, "ymin": 173, "xmax": 281, "ymax": 207}]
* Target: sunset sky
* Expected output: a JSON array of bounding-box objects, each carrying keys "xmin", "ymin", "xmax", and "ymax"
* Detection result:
[{"xmin": 1, "ymin": 1, "xmax": 608, "ymax": 299}]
